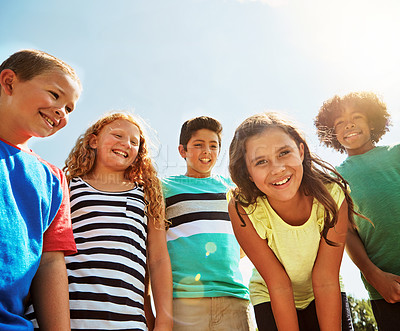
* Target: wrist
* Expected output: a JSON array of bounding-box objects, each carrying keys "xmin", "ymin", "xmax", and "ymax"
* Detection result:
[
  {"xmin": 154, "ymin": 316, "xmax": 173, "ymax": 330},
  {"xmin": 361, "ymin": 264, "xmax": 383, "ymax": 287}
]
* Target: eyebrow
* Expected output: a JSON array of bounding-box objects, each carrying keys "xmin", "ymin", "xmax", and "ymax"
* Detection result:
[
  {"xmin": 51, "ymin": 83, "xmax": 66, "ymax": 96},
  {"xmin": 192, "ymin": 139, "xmax": 218, "ymax": 144}
]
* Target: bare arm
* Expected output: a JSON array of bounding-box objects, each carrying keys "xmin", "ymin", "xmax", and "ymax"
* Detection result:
[
  {"xmin": 312, "ymin": 200, "xmax": 348, "ymax": 331},
  {"xmin": 228, "ymin": 200, "xmax": 299, "ymax": 331},
  {"xmin": 30, "ymin": 251, "xmax": 71, "ymax": 331},
  {"xmin": 144, "ymin": 266, "xmax": 155, "ymax": 331},
  {"xmin": 147, "ymin": 217, "xmax": 173, "ymax": 331},
  {"xmin": 346, "ymin": 224, "xmax": 400, "ymax": 303}
]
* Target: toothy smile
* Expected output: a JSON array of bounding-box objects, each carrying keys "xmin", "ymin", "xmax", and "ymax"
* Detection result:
[
  {"xmin": 272, "ymin": 176, "xmax": 291, "ymax": 186},
  {"xmin": 344, "ymin": 132, "xmax": 359, "ymax": 139},
  {"xmin": 113, "ymin": 150, "xmax": 128, "ymax": 158},
  {"xmin": 200, "ymin": 158, "xmax": 211, "ymax": 163},
  {"xmin": 41, "ymin": 113, "xmax": 55, "ymax": 126}
]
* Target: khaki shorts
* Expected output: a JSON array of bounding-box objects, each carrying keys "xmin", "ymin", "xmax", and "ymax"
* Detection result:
[{"xmin": 172, "ymin": 296, "xmax": 255, "ymax": 331}]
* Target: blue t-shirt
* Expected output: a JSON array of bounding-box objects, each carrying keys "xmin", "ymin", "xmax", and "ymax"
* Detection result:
[
  {"xmin": 162, "ymin": 175, "xmax": 249, "ymax": 300},
  {"xmin": 0, "ymin": 139, "xmax": 74, "ymax": 330}
]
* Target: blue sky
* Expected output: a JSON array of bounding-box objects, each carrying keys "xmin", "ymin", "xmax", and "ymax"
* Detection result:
[{"xmin": 2, "ymin": 0, "xmax": 400, "ymax": 299}]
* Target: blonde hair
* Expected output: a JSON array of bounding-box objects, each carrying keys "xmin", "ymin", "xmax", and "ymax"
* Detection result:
[{"xmin": 63, "ymin": 111, "xmax": 165, "ymax": 228}]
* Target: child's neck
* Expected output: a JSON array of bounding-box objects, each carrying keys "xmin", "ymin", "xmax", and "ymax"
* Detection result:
[
  {"xmin": 83, "ymin": 170, "xmax": 135, "ymax": 192},
  {"xmin": 0, "ymin": 126, "xmax": 31, "ymax": 152},
  {"xmin": 346, "ymin": 143, "xmax": 375, "ymax": 156},
  {"xmin": 184, "ymin": 173, "xmax": 211, "ymax": 178},
  {"xmin": 270, "ymin": 191, "xmax": 313, "ymax": 226}
]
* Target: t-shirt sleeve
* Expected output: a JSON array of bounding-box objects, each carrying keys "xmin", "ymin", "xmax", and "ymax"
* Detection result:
[
  {"xmin": 42, "ymin": 170, "xmax": 77, "ymax": 256},
  {"xmin": 331, "ymin": 182, "xmax": 346, "ymax": 210}
]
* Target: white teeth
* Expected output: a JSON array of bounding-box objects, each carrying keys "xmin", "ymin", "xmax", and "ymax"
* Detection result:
[
  {"xmin": 42, "ymin": 114, "xmax": 54, "ymax": 126},
  {"xmin": 346, "ymin": 132, "xmax": 358, "ymax": 138},
  {"xmin": 200, "ymin": 158, "xmax": 210, "ymax": 162},
  {"xmin": 273, "ymin": 176, "xmax": 290, "ymax": 186},
  {"xmin": 114, "ymin": 150, "xmax": 127, "ymax": 158}
]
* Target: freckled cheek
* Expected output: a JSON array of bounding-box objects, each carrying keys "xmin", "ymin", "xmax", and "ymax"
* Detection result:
[{"xmin": 132, "ymin": 147, "xmax": 140, "ymax": 157}]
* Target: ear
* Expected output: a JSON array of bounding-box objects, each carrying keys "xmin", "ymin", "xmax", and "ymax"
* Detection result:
[
  {"xmin": 178, "ymin": 144, "xmax": 187, "ymax": 159},
  {"xmin": 88, "ymin": 134, "xmax": 98, "ymax": 149},
  {"xmin": 299, "ymin": 142, "xmax": 305, "ymax": 162},
  {"xmin": 249, "ymin": 175, "xmax": 253, "ymax": 182},
  {"xmin": 0, "ymin": 69, "xmax": 17, "ymax": 96}
]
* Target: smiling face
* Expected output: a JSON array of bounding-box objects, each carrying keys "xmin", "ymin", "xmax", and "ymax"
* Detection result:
[
  {"xmin": 179, "ymin": 128, "xmax": 220, "ymax": 178},
  {"xmin": 245, "ymin": 127, "xmax": 305, "ymax": 209},
  {"xmin": 0, "ymin": 69, "xmax": 80, "ymax": 147},
  {"xmin": 333, "ymin": 106, "xmax": 375, "ymax": 156},
  {"xmin": 90, "ymin": 119, "xmax": 141, "ymax": 174}
]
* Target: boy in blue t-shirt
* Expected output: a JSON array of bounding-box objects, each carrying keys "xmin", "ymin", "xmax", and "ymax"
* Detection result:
[
  {"xmin": 162, "ymin": 116, "xmax": 254, "ymax": 330},
  {"xmin": 0, "ymin": 49, "xmax": 81, "ymax": 330},
  {"xmin": 315, "ymin": 91, "xmax": 400, "ymax": 330}
]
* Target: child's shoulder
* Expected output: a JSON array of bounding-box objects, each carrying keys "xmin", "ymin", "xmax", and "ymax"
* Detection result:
[
  {"xmin": 385, "ymin": 143, "xmax": 400, "ymax": 154},
  {"xmin": 33, "ymin": 152, "xmax": 65, "ymax": 180},
  {"xmin": 368, "ymin": 144, "xmax": 400, "ymax": 161},
  {"xmin": 339, "ymin": 144, "xmax": 400, "ymax": 169},
  {"xmin": 323, "ymin": 181, "xmax": 343, "ymax": 197},
  {"xmin": 0, "ymin": 137, "xmax": 64, "ymax": 181}
]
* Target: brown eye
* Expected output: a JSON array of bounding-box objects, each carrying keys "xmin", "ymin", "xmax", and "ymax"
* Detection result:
[
  {"xmin": 255, "ymin": 159, "xmax": 267, "ymax": 166},
  {"xmin": 50, "ymin": 91, "xmax": 59, "ymax": 99},
  {"xmin": 279, "ymin": 150, "xmax": 290, "ymax": 157}
]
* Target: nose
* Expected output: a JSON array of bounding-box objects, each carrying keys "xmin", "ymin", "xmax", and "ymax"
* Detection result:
[
  {"xmin": 121, "ymin": 137, "xmax": 132, "ymax": 148},
  {"xmin": 203, "ymin": 145, "xmax": 211, "ymax": 154},
  {"xmin": 270, "ymin": 159, "xmax": 286, "ymax": 175},
  {"xmin": 345, "ymin": 121, "xmax": 355, "ymax": 130},
  {"xmin": 53, "ymin": 106, "xmax": 67, "ymax": 119}
]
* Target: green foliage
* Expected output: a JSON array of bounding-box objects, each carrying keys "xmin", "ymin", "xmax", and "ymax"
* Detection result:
[{"xmin": 347, "ymin": 295, "xmax": 377, "ymax": 331}]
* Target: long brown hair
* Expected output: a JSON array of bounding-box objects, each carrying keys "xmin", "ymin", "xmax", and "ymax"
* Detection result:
[
  {"xmin": 229, "ymin": 112, "xmax": 358, "ymax": 245},
  {"xmin": 63, "ymin": 111, "xmax": 165, "ymax": 228}
]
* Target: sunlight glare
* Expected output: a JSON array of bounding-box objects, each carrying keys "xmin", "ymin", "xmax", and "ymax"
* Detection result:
[{"xmin": 286, "ymin": 0, "xmax": 400, "ymax": 91}]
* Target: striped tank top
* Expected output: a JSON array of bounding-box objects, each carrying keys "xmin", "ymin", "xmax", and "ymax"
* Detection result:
[{"xmin": 66, "ymin": 177, "xmax": 148, "ymax": 330}]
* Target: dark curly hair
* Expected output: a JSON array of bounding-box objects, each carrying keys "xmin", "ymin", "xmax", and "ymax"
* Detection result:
[
  {"xmin": 229, "ymin": 112, "xmax": 359, "ymax": 246},
  {"xmin": 314, "ymin": 92, "xmax": 391, "ymax": 153}
]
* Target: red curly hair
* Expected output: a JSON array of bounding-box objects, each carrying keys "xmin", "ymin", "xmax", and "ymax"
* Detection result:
[{"xmin": 63, "ymin": 111, "xmax": 165, "ymax": 228}]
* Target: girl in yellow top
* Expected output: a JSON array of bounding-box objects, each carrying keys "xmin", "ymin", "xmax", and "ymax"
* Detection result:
[{"xmin": 228, "ymin": 112, "xmax": 360, "ymax": 331}]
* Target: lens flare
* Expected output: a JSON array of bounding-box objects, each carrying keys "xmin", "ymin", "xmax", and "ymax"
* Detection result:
[{"xmin": 205, "ymin": 242, "xmax": 217, "ymax": 255}]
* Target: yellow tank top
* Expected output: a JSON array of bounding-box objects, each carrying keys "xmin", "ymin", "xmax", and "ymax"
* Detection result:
[{"xmin": 243, "ymin": 183, "xmax": 345, "ymax": 309}]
